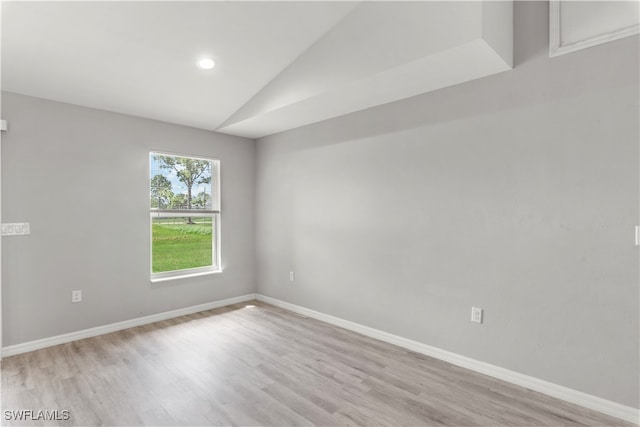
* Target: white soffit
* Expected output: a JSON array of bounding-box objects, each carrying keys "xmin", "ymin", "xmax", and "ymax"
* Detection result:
[
  {"xmin": 217, "ymin": 1, "xmax": 513, "ymax": 138},
  {"xmin": 550, "ymin": 0, "xmax": 640, "ymax": 57}
]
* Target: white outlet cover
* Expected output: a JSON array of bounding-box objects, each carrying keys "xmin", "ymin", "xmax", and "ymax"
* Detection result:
[
  {"xmin": 471, "ymin": 307, "xmax": 483, "ymax": 324},
  {"xmin": 72, "ymin": 290, "xmax": 82, "ymax": 303}
]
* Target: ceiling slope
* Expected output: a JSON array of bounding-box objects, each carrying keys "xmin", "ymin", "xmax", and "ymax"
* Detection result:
[
  {"xmin": 2, "ymin": 1, "xmax": 512, "ymax": 139},
  {"xmin": 1, "ymin": 1, "xmax": 358, "ymax": 132},
  {"xmin": 217, "ymin": 1, "xmax": 513, "ymax": 138}
]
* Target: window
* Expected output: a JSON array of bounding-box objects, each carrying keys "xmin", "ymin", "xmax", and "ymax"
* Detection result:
[{"xmin": 149, "ymin": 152, "xmax": 220, "ymax": 280}]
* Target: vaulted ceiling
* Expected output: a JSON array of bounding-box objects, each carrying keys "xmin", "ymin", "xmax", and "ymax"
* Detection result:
[{"xmin": 2, "ymin": 1, "xmax": 513, "ymax": 139}]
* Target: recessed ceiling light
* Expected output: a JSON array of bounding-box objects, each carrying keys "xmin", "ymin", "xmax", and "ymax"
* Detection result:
[{"xmin": 197, "ymin": 58, "xmax": 215, "ymax": 70}]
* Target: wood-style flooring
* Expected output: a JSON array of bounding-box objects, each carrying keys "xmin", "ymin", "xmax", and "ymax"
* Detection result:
[{"xmin": 1, "ymin": 301, "xmax": 634, "ymax": 426}]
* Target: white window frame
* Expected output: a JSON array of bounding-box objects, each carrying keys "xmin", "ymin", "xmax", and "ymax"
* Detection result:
[{"xmin": 149, "ymin": 151, "xmax": 221, "ymax": 282}]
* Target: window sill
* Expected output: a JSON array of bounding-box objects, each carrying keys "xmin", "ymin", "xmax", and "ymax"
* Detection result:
[{"xmin": 150, "ymin": 268, "xmax": 222, "ymax": 283}]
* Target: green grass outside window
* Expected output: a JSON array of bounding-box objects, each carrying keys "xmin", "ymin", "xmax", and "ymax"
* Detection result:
[{"xmin": 152, "ymin": 217, "xmax": 213, "ymax": 273}]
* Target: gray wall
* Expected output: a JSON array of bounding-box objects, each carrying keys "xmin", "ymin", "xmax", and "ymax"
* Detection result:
[
  {"xmin": 1, "ymin": 92, "xmax": 256, "ymax": 346},
  {"xmin": 255, "ymin": 2, "xmax": 639, "ymax": 408}
]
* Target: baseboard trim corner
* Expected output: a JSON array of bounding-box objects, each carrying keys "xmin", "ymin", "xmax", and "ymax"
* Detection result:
[
  {"xmin": 255, "ymin": 294, "xmax": 639, "ymax": 425},
  {"xmin": 2, "ymin": 293, "xmax": 257, "ymax": 358}
]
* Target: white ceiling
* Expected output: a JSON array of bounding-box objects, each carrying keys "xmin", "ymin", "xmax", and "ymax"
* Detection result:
[{"xmin": 2, "ymin": 1, "xmax": 512, "ymax": 139}]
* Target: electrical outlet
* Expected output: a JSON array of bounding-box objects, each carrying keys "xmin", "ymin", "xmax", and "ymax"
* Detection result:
[
  {"xmin": 471, "ymin": 307, "xmax": 483, "ymax": 324},
  {"xmin": 289, "ymin": 271, "xmax": 295, "ymax": 282},
  {"xmin": 72, "ymin": 290, "xmax": 82, "ymax": 303}
]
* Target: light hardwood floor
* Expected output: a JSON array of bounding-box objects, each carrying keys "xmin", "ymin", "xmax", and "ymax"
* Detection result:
[{"xmin": 1, "ymin": 301, "xmax": 634, "ymax": 426}]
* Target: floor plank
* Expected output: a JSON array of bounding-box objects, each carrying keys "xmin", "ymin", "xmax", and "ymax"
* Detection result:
[{"xmin": 1, "ymin": 301, "xmax": 634, "ymax": 426}]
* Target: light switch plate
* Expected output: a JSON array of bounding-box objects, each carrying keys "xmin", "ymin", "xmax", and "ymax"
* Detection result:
[{"xmin": 1, "ymin": 222, "xmax": 30, "ymax": 236}]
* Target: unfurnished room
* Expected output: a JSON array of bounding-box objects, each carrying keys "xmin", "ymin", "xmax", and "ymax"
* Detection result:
[{"xmin": 0, "ymin": 1, "xmax": 638, "ymax": 426}]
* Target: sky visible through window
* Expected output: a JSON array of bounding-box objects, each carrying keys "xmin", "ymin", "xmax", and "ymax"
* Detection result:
[{"xmin": 149, "ymin": 153, "xmax": 213, "ymax": 210}]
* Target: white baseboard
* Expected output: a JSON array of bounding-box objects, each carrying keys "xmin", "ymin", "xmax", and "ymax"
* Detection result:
[
  {"xmin": 255, "ymin": 294, "xmax": 640, "ymax": 425},
  {"xmin": 2, "ymin": 294, "xmax": 256, "ymax": 358}
]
